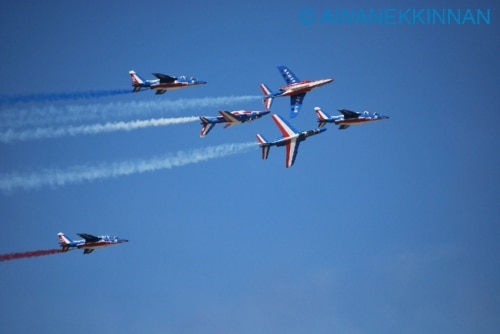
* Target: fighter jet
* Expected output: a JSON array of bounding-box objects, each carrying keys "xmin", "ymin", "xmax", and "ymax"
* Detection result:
[
  {"xmin": 256, "ymin": 114, "xmax": 326, "ymax": 168},
  {"xmin": 199, "ymin": 110, "xmax": 270, "ymax": 137},
  {"xmin": 58, "ymin": 232, "xmax": 128, "ymax": 255},
  {"xmin": 129, "ymin": 70, "xmax": 206, "ymax": 95},
  {"xmin": 315, "ymin": 107, "xmax": 389, "ymax": 129},
  {"xmin": 260, "ymin": 65, "xmax": 333, "ymax": 118}
]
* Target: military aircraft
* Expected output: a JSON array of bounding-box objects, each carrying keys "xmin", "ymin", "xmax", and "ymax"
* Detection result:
[
  {"xmin": 315, "ymin": 107, "xmax": 389, "ymax": 129},
  {"xmin": 129, "ymin": 70, "xmax": 206, "ymax": 95},
  {"xmin": 256, "ymin": 114, "xmax": 326, "ymax": 168},
  {"xmin": 199, "ymin": 110, "xmax": 270, "ymax": 137},
  {"xmin": 58, "ymin": 232, "xmax": 128, "ymax": 255},
  {"xmin": 260, "ymin": 65, "xmax": 333, "ymax": 118}
]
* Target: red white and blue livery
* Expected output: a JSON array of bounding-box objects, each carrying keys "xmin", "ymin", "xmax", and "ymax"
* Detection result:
[
  {"xmin": 129, "ymin": 70, "xmax": 206, "ymax": 95},
  {"xmin": 199, "ymin": 110, "xmax": 270, "ymax": 137},
  {"xmin": 260, "ymin": 66, "xmax": 333, "ymax": 118},
  {"xmin": 58, "ymin": 232, "xmax": 128, "ymax": 255},
  {"xmin": 315, "ymin": 107, "xmax": 389, "ymax": 130},
  {"xmin": 256, "ymin": 114, "xmax": 326, "ymax": 168}
]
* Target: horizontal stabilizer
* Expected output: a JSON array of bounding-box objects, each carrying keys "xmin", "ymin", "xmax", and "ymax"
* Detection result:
[
  {"xmin": 200, "ymin": 120, "xmax": 216, "ymax": 137},
  {"xmin": 256, "ymin": 134, "xmax": 270, "ymax": 160},
  {"xmin": 261, "ymin": 145, "xmax": 270, "ymax": 160},
  {"xmin": 132, "ymin": 85, "xmax": 143, "ymax": 93}
]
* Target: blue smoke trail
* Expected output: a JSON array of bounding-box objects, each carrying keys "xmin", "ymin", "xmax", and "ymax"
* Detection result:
[{"xmin": 0, "ymin": 88, "xmax": 132, "ymax": 106}]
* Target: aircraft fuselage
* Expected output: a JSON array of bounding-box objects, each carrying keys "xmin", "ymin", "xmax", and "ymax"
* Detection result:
[
  {"xmin": 76, "ymin": 240, "xmax": 125, "ymax": 251},
  {"xmin": 335, "ymin": 116, "xmax": 389, "ymax": 126},
  {"xmin": 278, "ymin": 78, "xmax": 333, "ymax": 96},
  {"xmin": 152, "ymin": 81, "xmax": 206, "ymax": 91}
]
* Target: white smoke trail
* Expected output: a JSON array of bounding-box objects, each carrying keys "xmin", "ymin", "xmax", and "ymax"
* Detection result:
[
  {"xmin": 0, "ymin": 95, "xmax": 261, "ymax": 130},
  {"xmin": 0, "ymin": 142, "xmax": 257, "ymax": 193},
  {"xmin": 0, "ymin": 116, "xmax": 199, "ymax": 143}
]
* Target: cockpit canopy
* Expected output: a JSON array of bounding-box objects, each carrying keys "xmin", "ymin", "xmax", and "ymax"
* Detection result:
[{"xmin": 177, "ymin": 75, "xmax": 197, "ymax": 82}]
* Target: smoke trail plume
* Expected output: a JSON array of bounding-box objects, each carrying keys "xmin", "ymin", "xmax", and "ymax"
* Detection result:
[
  {"xmin": 0, "ymin": 95, "xmax": 261, "ymax": 130},
  {"xmin": 0, "ymin": 142, "xmax": 257, "ymax": 193},
  {"xmin": 0, "ymin": 89, "xmax": 131, "ymax": 106},
  {"xmin": 0, "ymin": 116, "xmax": 199, "ymax": 143},
  {"xmin": 0, "ymin": 249, "xmax": 62, "ymax": 262}
]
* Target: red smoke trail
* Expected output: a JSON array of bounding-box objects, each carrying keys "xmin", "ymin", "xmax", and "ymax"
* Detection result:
[{"xmin": 0, "ymin": 248, "xmax": 63, "ymax": 262}]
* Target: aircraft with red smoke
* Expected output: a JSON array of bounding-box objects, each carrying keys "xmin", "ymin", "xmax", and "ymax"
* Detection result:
[{"xmin": 58, "ymin": 232, "xmax": 128, "ymax": 255}]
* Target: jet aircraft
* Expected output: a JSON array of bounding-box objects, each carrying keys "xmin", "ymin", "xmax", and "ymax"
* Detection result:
[
  {"xmin": 260, "ymin": 65, "xmax": 333, "ymax": 118},
  {"xmin": 129, "ymin": 70, "xmax": 206, "ymax": 95},
  {"xmin": 58, "ymin": 232, "xmax": 128, "ymax": 255},
  {"xmin": 256, "ymin": 114, "xmax": 326, "ymax": 168},
  {"xmin": 199, "ymin": 110, "xmax": 270, "ymax": 137},
  {"xmin": 315, "ymin": 107, "xmax": 389, "ymax": 129}
]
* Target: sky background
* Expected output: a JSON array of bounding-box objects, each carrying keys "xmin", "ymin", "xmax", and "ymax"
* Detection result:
[{"xmin": 0, "ymin": 1, "xmax": 499, "ymax": 333}]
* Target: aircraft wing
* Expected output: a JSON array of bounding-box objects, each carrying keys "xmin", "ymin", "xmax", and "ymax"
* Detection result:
[
  {"xmin": 285, "ymin": 138, "xmax": 301, "ymax": 168},
  {"xmin": 83, "ymin": 249, "xmax": 95, "ymax": 255},
  {"xmin": 223, "ymin": 122, "xmax": 240, "ymax": 129},
  {"xmin": 272, "ymin": 114, "xmax": 299, "ymax": 137},
  {"xmin": 290, "ymin": 93, "xmax": 306, "ymax": 118},
  {"xmin": 278, "ymin": 65, "xmax": 300, "ymax": 84},
  {"xmin": 155, "ymin": 89, "xmax": 167, "ymax": 95},
  {"xmin": 339, "ymin": 125, "xmax": 350, "ymax": 130},
  {"xmin": 338, "ymin": 109, "xmax": 360, "ymax": 119},
  {"xmin": 219, "ymin": 111, "xmax": 241, "ymax": 123},
  {"xmin": 77, "ymin": 233, "xmax": 101, "ymax": 243},
  {"xmin": 152, "ymin": 73, "xmax": 177, "ymax": 83}
]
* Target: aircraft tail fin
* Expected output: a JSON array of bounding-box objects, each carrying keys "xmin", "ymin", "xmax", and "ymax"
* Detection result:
[
  {"xmin": 260, "ymin": 84, "xmax": 274, "ymax": 110},
  {"xmin": 256, "ymin": 134, "xmax": 270, "ymax": 160},
  {"xmin": 314, "ymin": 107, "xmax": 329, "ymax": 128},
  {"xmin": 199, "ymin": 117, "xmax": 215, "ymax": 137},
  {"xmin": 57, "ymin": 232, "xmax": 73, "ymax": 252},
  {"xmin": 129, "ymin": 70, "xmax": 145, "ymax": 92}
]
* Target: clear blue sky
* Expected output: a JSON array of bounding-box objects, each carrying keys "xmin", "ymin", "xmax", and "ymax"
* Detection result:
[{"xmin": 1, "ymin": 1, "xmax": 499, "ymax": 333}]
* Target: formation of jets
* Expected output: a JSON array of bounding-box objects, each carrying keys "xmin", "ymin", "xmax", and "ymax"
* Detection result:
[
  {"xmin": 127, "ymin": 65, "xmax": 389, "ymax": 169},
  {"xmin": 58, "ymin": 232, "xmax": 128, "ymax": 254},
  {"xmin": 53, "ymin": 65, "xmax": 387, "ymax": 256}
]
